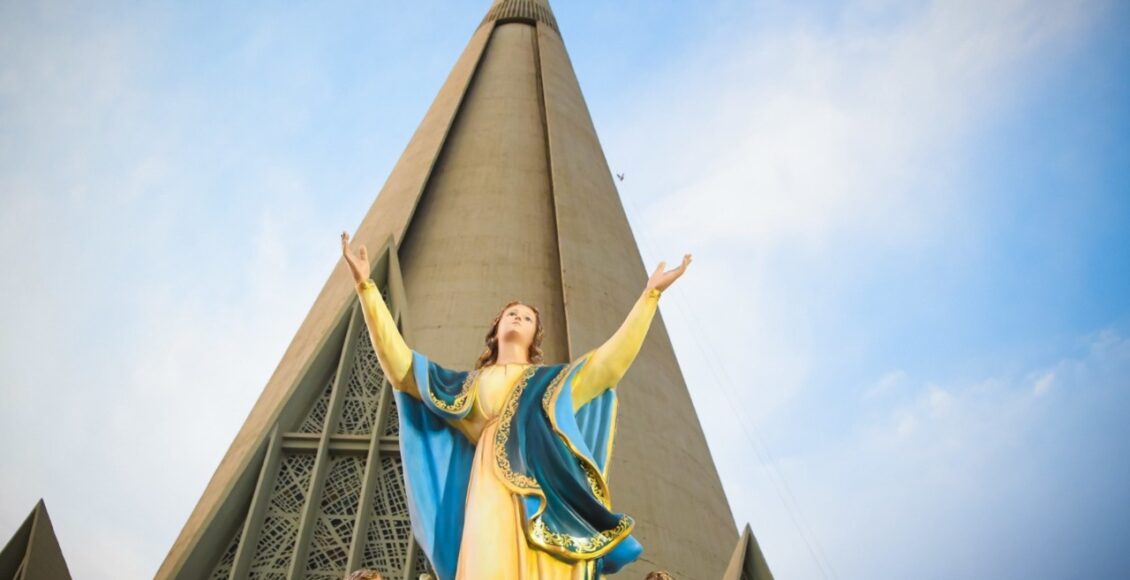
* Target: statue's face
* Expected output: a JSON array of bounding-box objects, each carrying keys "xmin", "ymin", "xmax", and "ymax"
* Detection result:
[{"xmin": 499, "ymin": 303, "xmax": 537, "ymax": 348}]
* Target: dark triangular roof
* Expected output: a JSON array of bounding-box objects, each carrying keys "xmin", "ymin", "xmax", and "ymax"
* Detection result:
[{"xmin": 0, "ymin": 499, "xmax": 72, "ymax": 580}]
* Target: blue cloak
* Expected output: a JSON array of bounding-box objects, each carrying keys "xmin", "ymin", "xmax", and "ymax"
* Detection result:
[{"xmin": 393, "ymin": 349, "xmax": 643, "ymax": 579}]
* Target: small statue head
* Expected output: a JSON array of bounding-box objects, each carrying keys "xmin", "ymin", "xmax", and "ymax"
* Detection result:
[
  {"xmin": 344, "ymin": 569, "xmax": 383, "ymax": 580},
  {"xmin": 474, "ymin": 300, "xmax": 545, "ymax": 369}
]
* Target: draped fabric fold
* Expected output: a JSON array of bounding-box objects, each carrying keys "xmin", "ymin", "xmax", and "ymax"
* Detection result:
[{"xmin": 396, "ymin": 350, "xmax": 643, "ymax": 580}]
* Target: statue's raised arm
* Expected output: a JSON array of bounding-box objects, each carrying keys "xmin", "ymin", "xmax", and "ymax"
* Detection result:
[
  {"xmin": 341, "ymin": 231, "xmax": 421, "ymax": 399},
  {"xmin": 570, "ymin": 254, "xmax": 693, "ymax": 411}
]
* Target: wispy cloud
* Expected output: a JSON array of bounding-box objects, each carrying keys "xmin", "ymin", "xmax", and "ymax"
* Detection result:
[
  {"xmin": 728, "ymin": 327, "xmax": 1130, "ymax": 578},
  {"xmin": 607, "ymin": 0, "xmax": 1101, "ymax": 436},
  {"xmin": 0, "ymin": 3, "xmax": 357, "ymax": 576},
  {"xmin": 616, "ymin": 0, "xmax": 1096, "ymax": 250},
  {"xmin": 601, "ymin": 0, "xmax": 1119, "ymax": 577},
  {"xmin": 865, "ymin": 369, "xmax": 908, "ymax": 398}
]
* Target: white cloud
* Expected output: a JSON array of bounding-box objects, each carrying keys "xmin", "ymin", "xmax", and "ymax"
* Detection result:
[
  {"xmin": 866, "ymin": 369, "xmax": 908, "ymax": 398},
  {"xmin": 729, "ymin": 327, "xmax": 1130, "ymax": 579},
  {"xmin": 607, "ymin": 0, "xmax": 1100, "ymax": 434},
  {"xmin": 616, "ymin": 0, "xmax": 1094, "ymax": 252},
  {"xmin": 600, "ymin": 0, "xmax": 1110, "ymax": 577},
  {"xmin": 0, "ymin": 4, "xmax": 337, "ymax": 576},
  {"xmin": 1033, "ymin": 370, "xmax": 1055, "ymax": 397}
]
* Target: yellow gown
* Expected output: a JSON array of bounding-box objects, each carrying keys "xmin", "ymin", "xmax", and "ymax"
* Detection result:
[{"xmin": 356, "ymin": 278, "xmax": 661, "ymax": 579}]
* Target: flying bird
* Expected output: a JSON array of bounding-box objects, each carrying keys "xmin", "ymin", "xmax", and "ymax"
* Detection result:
[{"xmin": 616, "ymin": 173, "xmax": 625, "ymax": 181}]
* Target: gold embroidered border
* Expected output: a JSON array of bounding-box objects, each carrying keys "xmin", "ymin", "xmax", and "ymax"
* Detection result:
[
  {"xmin": 529, "ymin": 513, "xmax": 634, "ymax": 557},
  {"xmin": 584, "ymin": 468, "xmax": 609, "ymax": 506},
  {"xmin": 554, "ymin": 349, "xmax": 621, "ymax": 481},
  {"xmin": 494, "ymin": 360, "xmax": 635, "ymax": 560},
  {"xmin": 492, "ymin": 364, "xmax": 541, "ymax": 490},
  {"xmin": 427, "ymin": 367, "xmax": 480, "ymax": 415},
  {"xmin": 542, "ymin": 353, "xmax": 615, "ymax": 508}
]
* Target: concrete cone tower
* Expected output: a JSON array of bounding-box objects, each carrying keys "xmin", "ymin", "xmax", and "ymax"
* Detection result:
[{"xmin": 157, "ymin": 1, "xmax": 737, "ymax": 578}]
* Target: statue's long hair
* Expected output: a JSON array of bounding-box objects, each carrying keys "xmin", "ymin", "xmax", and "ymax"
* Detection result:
[{"xmin": 473, "ymin": 300, "xmax": 545, "ymax": 370}]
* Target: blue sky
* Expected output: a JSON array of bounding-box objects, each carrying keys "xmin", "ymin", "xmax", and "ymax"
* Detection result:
[{"xmin": 1, "ymin": 1, "xmax": 1128, "ymax": 578}]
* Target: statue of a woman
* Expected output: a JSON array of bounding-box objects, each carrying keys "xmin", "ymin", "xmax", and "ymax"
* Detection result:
[{"xmin": 341, "ymin": 231, "xmax": 691, "ymax": 580}]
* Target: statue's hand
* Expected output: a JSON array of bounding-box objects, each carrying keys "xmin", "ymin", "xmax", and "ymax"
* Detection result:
[
  {"xmin": 341, "ymin": 231, "xmax": 370, "ymax": 284},
  {"xmin": 646, "ymin": 253, "xmax": 692, "ymax": 293}
]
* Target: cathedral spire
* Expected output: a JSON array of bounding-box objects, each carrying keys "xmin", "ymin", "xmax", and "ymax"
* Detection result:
[
  {"xmin": 482, "ymin": 0, "xmax": 559, "ymax": 33},
  {"xmin": 158, "ymin": 3, "xmax": 740, "ymax": 578}
]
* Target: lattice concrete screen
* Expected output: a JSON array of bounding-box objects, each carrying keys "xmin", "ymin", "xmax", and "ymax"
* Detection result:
[{"xmin": 204, "ymin": 274, "xmax": 429, "ymax": 580}]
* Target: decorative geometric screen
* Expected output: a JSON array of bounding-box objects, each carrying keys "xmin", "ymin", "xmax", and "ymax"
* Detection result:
[
  {"xmin": 250, "ymin": 454, "xmax": 318, "ymax": 576},
  {"xmin": 304, "ymin": 455, "xmax": 366, "ymax": 578},
  {"xmin": 358, "ymin": 457, "xmax": 413, "ymax": 572},
  {"xmin": 206, "ymin": 278, "xmax": 429, "ymax": 580}
]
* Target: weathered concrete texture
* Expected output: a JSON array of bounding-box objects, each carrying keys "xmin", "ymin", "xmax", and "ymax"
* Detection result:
[
  {"xmin": 481, "ymin": 0, "xmax": 559, "ymax": 33},
  {"xmin": 535, "ymin": 20, "xmax": 738, "ymax": 580},
  {"xmin": 399, "ymin": 22, "xmax": 569, "ymax": 367},
  {"xmin": 397, "ymin": 9, "xmax": 737, "ymax": 577}
]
